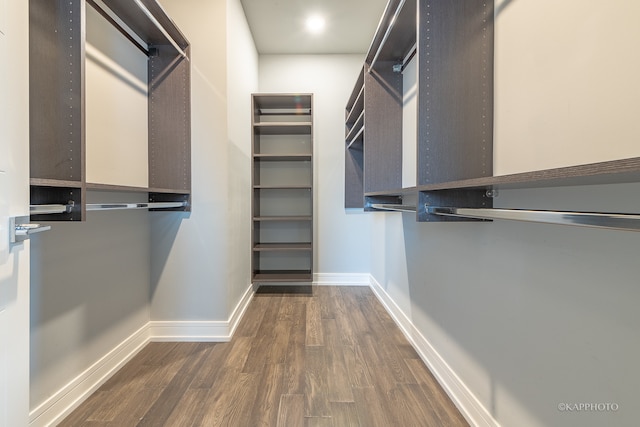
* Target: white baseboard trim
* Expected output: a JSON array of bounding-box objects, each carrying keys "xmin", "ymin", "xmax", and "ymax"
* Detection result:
[
  {"xmin": 29, "ymin": 278, "xmax": 494, "ymax": 427},
  {"xmin": 29, "ymin": 284, "xmax": 254, "ymax": 426},
  {"xmin": 368, "ymin": 275, "xmax": 499, "ymax": 427},
  {"xmin": 29, "ymin": 323, "xmax": 150, "ymax": 427},
  {"xmin": 313, "ymin": 273, "xmax": 370, "ymax": 286},
  {"xmin": 149, "ymin": 283, "xmax": 254, "ymax": 342}
]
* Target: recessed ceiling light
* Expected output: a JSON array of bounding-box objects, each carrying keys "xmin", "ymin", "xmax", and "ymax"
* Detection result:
[{"xmin": 305, "ymin": 14, "xmax": 326, "ymax": 34}]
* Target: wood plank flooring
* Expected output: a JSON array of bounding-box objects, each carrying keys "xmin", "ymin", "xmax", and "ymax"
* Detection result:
[{"xmin": 59, "ymin": 286, "xmax": 468, "ymax": 426}]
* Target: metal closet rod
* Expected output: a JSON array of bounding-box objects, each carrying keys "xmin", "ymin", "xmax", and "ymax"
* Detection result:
[
  {"xmin": 30, "ymin": 201, "xmax": 188, "ymax": 214},
  {"xmin": 371, "ymin": 203, "xmax": 417, "ymax": 213},
  {"xmin": 132, "ymin": 0, "xmax": 188, "ymax": 59},
  {"xmin": 88, "ymin": 0, "xmax": 187, "ymax": 59},
  {"xmin": 369, "ymin": 0, "xmax": 407, "ymax": 70},
  {"xmin": 426, "ymin": 206, "xmax": 640, "ymax": 232},
  {"xmin": 87, "ymin": 0, "xmax": 149, "ymax": 56}
]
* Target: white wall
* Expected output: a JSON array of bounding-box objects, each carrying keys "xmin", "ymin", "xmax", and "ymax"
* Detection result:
[
  {"xmin": 226, "ymin": 0, "xmax": 259, "ymax": 314},
  {"xmin": 150, "ymin": 0, "xmax": 258, "ymax": 323},
  {"xmin": 259, "ymin": 55, "xmax": 372, "ymax": 276},
  {"xmin": 85, "ymin": 5, "xmax": 149, "ymax": 188},
  {"xmin": 30, "ymin": 193, "xmax": 151, "ymax": 413},
  {"xmin": 0, "ymin": 0, "xmax": 30, "ymax": 425},
  {"xmin": 494, "ymin": 0, "xmax": 640, "ymax": 175}
]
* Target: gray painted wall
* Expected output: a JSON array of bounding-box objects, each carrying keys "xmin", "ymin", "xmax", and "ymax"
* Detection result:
[
  {"xmin": 371, "ymin": 183, "xmax": 640, "ymax": 427},
  {"xmin": 150, "ymin": 0, "xmax": 258, "ymax": 321},
  {"xmin": 30, "ymin": 192, "xmax": 151, "ymax": 408}
]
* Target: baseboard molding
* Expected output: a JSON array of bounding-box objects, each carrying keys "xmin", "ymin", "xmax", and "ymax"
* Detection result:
[
  {"xmin": 150, "ymin": 283, "xmax": 254, "ymax": 342},
  {"xmin": 368, "ymin": 275, "xmax": 499, "ymax": 427},
  {"xmin": 29, "ymin": 323, "xmax": 150, "ymax": 427},
  {"xmin": 29, "ymin": 278, "xmax": 494, "ymax": 427},
  {"xmin": 313, "ymin": 273, "xmax": 370, "ymax": 286},
  {"xmin": 29, "ymin": 284, "xmax": 254, "ymax": 426}
]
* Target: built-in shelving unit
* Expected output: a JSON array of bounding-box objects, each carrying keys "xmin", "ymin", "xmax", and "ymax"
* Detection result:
[
  {"xmin": 252, "ymin": 94, "xmax": 314, "ymax": 284},
  {"xmin": 345, "ymin": 0, "xmax": 640, "ymax": 230},
  {"xmin": 345, "ymin": 0, "xmax": 495, "ymax": 220},
  {"xmin": 344, "ymin": 67, "xmax": 365, "ymax": 207},
  {"xmin": 29, "ymin": 0, "xmax": 191, "ymax": 221}
]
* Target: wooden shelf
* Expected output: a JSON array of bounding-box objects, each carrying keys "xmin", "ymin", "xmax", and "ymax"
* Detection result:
[
  {"xmin": 30, "ymin": 178, "xmax": 82, "ymax": 188},
  {"xmin": 416, "ymin": 158, "xmax": 640, "ymax": 192},
  {"xmin": 253, "ymin": 154, "xmax": 312, "ymax": 161},
  {"xmin": 253, "ymin": 243, "xmax": 312, "ymax": 251},
  {"xmin": 253, "ymin": 216, "xmax": 313, "ymax": 222},
  {"xmin": 362, "ymin": 158, "xmax": 640, "ymax": 196},
  {"xmin": 252, "ymin": 271, "xmax": 313, "ymax": 283},
  {"xmin": 345, "ymin": 90, "xmax": 364, "ymax": 129},
  {"xmin": 346, "ymin": 126, "xmax": 364, "ymax": 150},
  {"xmin": 345, "ymin": 67, "xmax": 366, "ymax": 208},
  {"xmin": 253, "ymin": 123, "xmax": 312, "ymax": 135},
  {"xmin": 346, "ymin": 68, "xmax": 365, "ymax": 113},
  {"xmin": 345, "ymin": 111, "xmax": 364, "ymax": 143},
  {"xmin": 253, "ymin": 94, "xmax": 312, "ymax": 111},
  {"xmin": 101, "ymin": 0, "xmax": 189, "ymax": 50},
  {"xmin": 365, "ymin": 0, "xmax": 416, "ymax": 67},
  {"xmin": 253, "ymin": 185, "xmax": 312, "ymax": 190}
]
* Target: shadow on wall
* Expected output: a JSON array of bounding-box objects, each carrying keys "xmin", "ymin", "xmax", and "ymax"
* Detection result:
[
  {"xmin": 149, "ymin": 211, "xmax": 189, "ymax": 300},
  {"xmin": 397, "ymin": 185, "xmax": 640, "ymax": 427},
  {"xmin": 495, "ymin": 0, "xmax": 515, "ymax": 16},
  {"xmin": 29, "ymin": 206, "xmax": 155, "ymax": 406}
]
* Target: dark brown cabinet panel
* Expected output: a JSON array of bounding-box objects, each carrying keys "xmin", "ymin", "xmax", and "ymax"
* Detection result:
[
  {"xmin": 29, "ymin": 0, "xmax": 191, "ymax": 220},
  {"xmin": 252, "ymin": 94, "xmax": 314, "ymax": 283}
]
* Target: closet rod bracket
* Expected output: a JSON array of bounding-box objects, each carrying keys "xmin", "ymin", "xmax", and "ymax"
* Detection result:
[{"xmin": 10, "ymin": 216, "xmax": 51, "ymax": 244}]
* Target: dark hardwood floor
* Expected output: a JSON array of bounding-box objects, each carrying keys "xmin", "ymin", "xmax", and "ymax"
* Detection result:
[{"xmin": 59, "ymin": 286, "xmax": 468, "ymax": 426}]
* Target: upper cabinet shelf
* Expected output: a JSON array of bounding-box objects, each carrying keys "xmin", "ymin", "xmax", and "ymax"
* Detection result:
[
  {"xmin": 345, "ymin": 0, "xmax": 494, "ymax": 216},
  {"xmin": 366, "ymin": 0, "xmax": 416, "ymax": 69},
  {"xmin": 29, "ymin": 0, "xmax": 191, "ymax": 221},
  {"xmin": 416, "ymin": 157, "xmax": 640, "ymax": 192},
  {"xmin": 253, "ymin": 123, "xmax": 313, "ymax": 134},
  {"xmin": 99, "ymin": 0, "xmax": 189, "ymax": 52},
  {"xmin": 350, "ymin": 0, "xmax": 640, "ymax": 224}
]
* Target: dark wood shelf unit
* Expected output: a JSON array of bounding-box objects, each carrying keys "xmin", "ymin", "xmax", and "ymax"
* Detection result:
[
  {"xmin": 29, "ymin": 0, "xmax": 191, "ymax": 221},
  {"xmin": 252, "ymin": 216, "xmax": 313, "ymax": 222},
  {"xmin": 345, "ymin": 112, "xmax": 365, "ymax": 144},
  {"xmin": 253, "ymin": 185, "xmax": 313, "ymax": 190},
  {"xmin": 252, "ymin": 94, "xmax": 314, "ymax": 285},
  {"xmin": 253, "ymin": 123, "xmax": 313, "ymax": 135},
  {"xmin": 415, "ymin": 157, "xmax": 640, "ymax": 192},
  {"xmin": 254, "ymin": 154, "xmax": 312, "ymax": 161},
  {"xmin": 252, "ymin": 271, "xmax": 313, "ymax": 283},
  {"xmin": 352, "ymin": 1, "xmax": 640, "ymax": 223},
  {"xmin": 343, "ymin": 63, "xmax": 404, "ymax": 208},
  {"xmin": 346, "ymin": 0, "xmax": 494, "ymax": 219},
  {"xmin": 253, "ymin": 243, "xmax": 312, "ymax": 251},
  {"xmin": 344, "ymin": 0, "xmax": 418, "ymax": 209},
  {"xmin": 365, "ymin": 0, "xmax": 416, "ymax": 67}
]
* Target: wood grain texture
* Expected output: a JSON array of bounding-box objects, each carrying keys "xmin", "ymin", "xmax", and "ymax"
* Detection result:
[
  {"xmin": 417, "ymin": 0, "xmax": 494, "ymax": 185},
  {"xmin": 364, "ymin": 64, "xmax": 403, "ymax": 193},
  {"xmin": 29, "ymin": 0, "xmax": 84, "ymax": 182},
  {"xmin": 148, "ymin": 45, "xmax": 191, "ymax": 192},
  {"xmin": 60, "ymin": 286, "xmax": 468, "ymax": 426}
]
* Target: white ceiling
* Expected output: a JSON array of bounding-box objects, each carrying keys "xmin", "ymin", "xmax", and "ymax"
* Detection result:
[{"xmin": 240, "ymin": 0, "xmax": 389, "ymax": 54}]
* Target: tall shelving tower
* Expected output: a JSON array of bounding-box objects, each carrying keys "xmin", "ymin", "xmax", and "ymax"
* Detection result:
[{"xmin": 251, "ymin": 94, "xmax": 314, "ymax": 283}]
